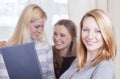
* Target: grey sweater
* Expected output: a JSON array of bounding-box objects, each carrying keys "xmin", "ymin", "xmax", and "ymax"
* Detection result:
[{"xmin": 59, "ymin": 59, "xmax": 115, "ymax": 79}]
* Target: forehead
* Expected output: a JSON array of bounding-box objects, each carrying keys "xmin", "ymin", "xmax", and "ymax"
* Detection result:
[
  {"xmin": 83, "ymin": 17, "xmax": 99, "ymax": 29},
  {"xmin": 54, "ymin": 25, "xmax": 70, "ymax": 34},
  {"xmin": 31, "ymin": 18, "xmax": 46, "ymax": 25}
]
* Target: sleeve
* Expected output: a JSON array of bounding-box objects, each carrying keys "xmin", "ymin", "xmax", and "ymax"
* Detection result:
[
  {"xmin": 0, "ymin": 49, "xmax": 10, "ymax": 79},
  {"xmin": 46, "ymin": 44, "xmax": 56, "ymax": 79},
  {"xmin": 91, "ymin": 61, "xmax": 115, "ymax": 79}
]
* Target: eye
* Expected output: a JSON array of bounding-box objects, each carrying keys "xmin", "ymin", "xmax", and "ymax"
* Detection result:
[
  {"xmin": 35, "ymin": 25, "xmax": 39, "ymax": 28},
  {"xmin": 35, "ymin": 25, "xmax": 44, "ymax": 28},
  {"xmin": 53, "ymin": 32, "xmax": 57, "ymax": 36},
  {"xmin": 60, "ymin": 34, "xmax": 65, "ymax": 37},
  {"xmin": 82, "ymin": 28, "xmax": 89, "ymax": 32},
  {"xmin": 95, "ymin": 29, "xmax": 101, "ymax": 33},
  {"xmin": 41, "ymin": 25, "xmax": 44, "ymax": 28}
]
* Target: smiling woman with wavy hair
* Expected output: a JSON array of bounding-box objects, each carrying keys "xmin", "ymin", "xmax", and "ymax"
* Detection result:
[{"xmin": 59, "ymin": 9, "xmax": 116, "ymax": 79}]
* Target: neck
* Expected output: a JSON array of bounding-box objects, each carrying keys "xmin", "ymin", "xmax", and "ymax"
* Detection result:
[
  {"xmin": 59, "ymin": 48, "xmax": 69, "ymax": 57},
  {"xmin": 86, "ymin": 50, "xmax": 99, "ymax": 62}
]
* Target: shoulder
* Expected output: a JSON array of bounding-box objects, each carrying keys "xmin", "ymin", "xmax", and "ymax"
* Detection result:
[
  {"xmin": 97, "ymin": 60, "xmax": 114, "ymax": 70},
  {"xmin": 92, "ymin": 60, "xmax": 115, "ymax": 79},
  {"xmin": 35, "ymin": 41, "xmax": 52, "ymax": 49}
]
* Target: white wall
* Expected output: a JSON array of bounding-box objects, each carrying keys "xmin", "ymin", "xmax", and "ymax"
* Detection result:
[
  {"xmin": 68, "ymin": 0, "xmax": 120, "ymax": 79},
  {"xmin": 68, "ymin": 0, "xmax": 96, "ymax": 27},
  {"xmin": 96, "ymin": 0, "xmax": 108, "ymax": 12},
  {"xmin": 109, "ymin": 0, "xmax": 120, "ymax": 79}
]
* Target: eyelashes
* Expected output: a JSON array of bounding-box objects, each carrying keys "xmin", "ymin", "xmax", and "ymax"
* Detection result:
[{"xmin": 82, "ymin": 27, "xmax": 101, "ymax": 34}]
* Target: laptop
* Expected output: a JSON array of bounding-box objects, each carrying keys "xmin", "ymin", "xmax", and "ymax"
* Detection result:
[{"xmin": 1, "ymin": 42, "xmax": 43, "ymax": 79}]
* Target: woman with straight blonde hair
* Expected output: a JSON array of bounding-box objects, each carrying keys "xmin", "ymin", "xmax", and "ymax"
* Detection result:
[
  {"xmin": 60, "ymin": 9, "xmax": 116, "ymax": 79},
  {"xmin": 0, "ymin": 4, "xmax": 56, "ymax": 79}
]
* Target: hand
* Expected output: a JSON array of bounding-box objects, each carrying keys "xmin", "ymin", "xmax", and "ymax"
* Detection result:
[{"xmin": 0, "ymin": 41, "xmax": 7, "ymax": 48}]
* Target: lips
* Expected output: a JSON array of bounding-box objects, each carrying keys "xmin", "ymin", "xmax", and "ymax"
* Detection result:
[
  {"xmin": 54, "ymin": 40, "xmax": 63, "ymax": 46},
  {"xmin": 55, "ymin": 42, "xmax": 62, "ymax": 45},
  {"xmin": 86, "ymin": 40, "xmax": 96, "ymax": 45},
  {"xmin": 35, "ymin": 34, "xmax": 39, "ymax": 36}
]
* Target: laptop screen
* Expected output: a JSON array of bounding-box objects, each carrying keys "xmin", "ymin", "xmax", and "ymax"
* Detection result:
[{"xmin": 1, "ymin": 42, "xmax": 43, "ymax": 79}]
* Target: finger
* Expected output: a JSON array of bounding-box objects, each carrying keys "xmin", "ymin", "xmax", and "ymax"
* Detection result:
[{"xmin": 0, "ymin": 41, "xmax": 7, "ymax": 47}]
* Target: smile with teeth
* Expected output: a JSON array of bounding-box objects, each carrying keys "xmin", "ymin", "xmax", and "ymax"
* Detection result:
[
  {"xmin": 86, "ymin": 41, "xmax": 95, "ymax": 45},
  {"xmin": 55, "ymin": 41, "xmax": 62, "ymax": 45}
]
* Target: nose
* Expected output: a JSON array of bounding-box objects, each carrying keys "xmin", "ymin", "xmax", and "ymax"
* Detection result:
[
  {"xmin": 38, "ymin": 27, "xmax": 43, "ymax": 33},
  {"xmin": 87, "ymin": 31, "xmax": 95, "ymax": 39},
  {"xmin": 54, "ymin": 35, "xmax": 60, "ymax": 41}
]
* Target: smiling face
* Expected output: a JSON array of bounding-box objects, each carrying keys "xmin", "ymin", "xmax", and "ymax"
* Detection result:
[
  {"xmin": 30, "ymin": 18, "xmax": 46, "ymax": 40},
  {"xmin": 82, "ymin": 16, "xmax": 104, "ymax": 53},
  {"xmin": 53, "ymin": 25, "xmax": 72, "ymax": 52}
]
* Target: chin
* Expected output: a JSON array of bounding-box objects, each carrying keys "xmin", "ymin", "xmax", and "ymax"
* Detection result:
[
  {"xmin": 32, "ymin": 38, "xmax": 39, "ymax": 41},
  {"xmin": 55, "ymin": 46, "xmax": 62, "ymax": 50},
  {"xmin": 86, "ymin": 47, "xmax": 96, "ymax": 50}
]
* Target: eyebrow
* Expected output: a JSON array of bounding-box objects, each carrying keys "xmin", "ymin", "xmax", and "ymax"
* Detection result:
[
  {"xmin": 82, "ymin": 26, "xmax": 88, "ymax": 28},
  {"xmin": 95, "ymin": 28, "xmax": 100, "ymax": 30},
  {"xmin": 83, "ymin": 26, "xmax": 100, "ymax": 29}
]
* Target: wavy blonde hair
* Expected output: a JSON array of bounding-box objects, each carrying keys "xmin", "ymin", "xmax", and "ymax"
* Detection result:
[
  {"xmin": 77, "ymin": 9, "xmax": 116, "ymax": 69},
  {"xmin": 7, "ymin": 4, "xmax": 47, "ymax": 46}
]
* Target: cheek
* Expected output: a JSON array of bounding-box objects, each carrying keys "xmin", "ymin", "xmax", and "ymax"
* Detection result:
[
  {"xmin": 81, "ymin": 33, "xmax": 87, "ymax": 41},
  {"xmin": 30, "ymin": 26, "xmax": 34, "ymax": 33},
  {"xmin": 96, "ymin": 35, "xmax": 104, "ymax": 46},
  {"xmin": 30, "ymin": 30, "xmax": 34, "ymax": 36},
  {"xmin": 53, "ymin": 36, "xmax": 56, "ymax": 41},
  {"xmin": 41, "ymin": 27, "xmax": 44, "ymax": 31},
  {"xmin": 81, "ymin": 36, "xmax": 86, "ymax": 45},
  {"xmin": 29, "ymin": 27, "xmax": 33, "ymax": 37},
  {"xmin": 65, "ymin": 37, "xmax": 72, "ymax": 44},
  {"xmin": 97, "ymin": 34, "xmax": 103, "ymax": 41},
  {"xmin": 99, "ymin": 38, "xmax": 104, "ymax": 45}
]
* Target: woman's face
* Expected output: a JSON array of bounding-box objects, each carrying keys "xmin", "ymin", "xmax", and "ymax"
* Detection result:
[
  {"xmin": 53, "ymin": 25, "xmax": 72, "ymax": 51},
  {"xmin": 30, "ymin": 18, "xmax": 46, "ymax": 40},
  {"xmin": 82, "ymin": 17, "xmax": 104, "ymax": 53}
]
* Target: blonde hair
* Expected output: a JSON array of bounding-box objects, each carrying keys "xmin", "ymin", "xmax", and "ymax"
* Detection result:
[
  {"xmin": 7, "ymin": 4, "xmax": 47, "ymax": 46},
  {"xmin": 77, "ymin": 9, "xmax": 116, "ymax": 69}
]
